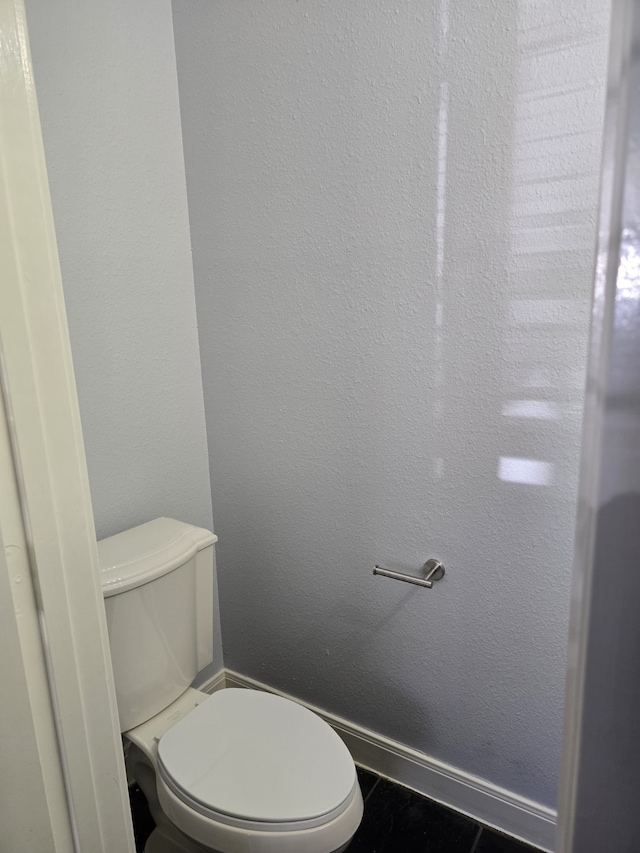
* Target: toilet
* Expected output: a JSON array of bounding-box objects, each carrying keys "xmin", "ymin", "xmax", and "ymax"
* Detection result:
[{"xmin": 98, "ymin": 517, "xmax": 364, "ymax": 853}]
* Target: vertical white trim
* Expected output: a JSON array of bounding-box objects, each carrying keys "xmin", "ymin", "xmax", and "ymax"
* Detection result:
[
  {"xmin": 0, "ymin": 2, "xmax": 135, "ymax": 850},
  {"xmin": 0, "ymin": 364, "xmax": 74, "ymax": 852},
  {"xmin": 558, "ymin": 1, "xmax": 638, "ymax": 850}
]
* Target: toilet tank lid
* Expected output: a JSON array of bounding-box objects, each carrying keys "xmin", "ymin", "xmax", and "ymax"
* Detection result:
[{"xmin": 98, "ymin": 518, "xmax": 217, "ymax": 598}]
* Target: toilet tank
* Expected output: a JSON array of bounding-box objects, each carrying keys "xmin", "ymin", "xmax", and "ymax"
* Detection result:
[{"xmin": 98, "ymin": 518, "xmax": 218, "ymax": 732}]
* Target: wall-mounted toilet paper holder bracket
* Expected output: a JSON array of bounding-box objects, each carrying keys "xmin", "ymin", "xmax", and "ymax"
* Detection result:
[{"xmin": 373, "ymin": 559, "xmax": 445, "ymax": 589}]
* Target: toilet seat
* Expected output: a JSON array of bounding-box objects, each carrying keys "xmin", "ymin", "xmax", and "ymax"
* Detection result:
[
  {"xmin": 152, "ymin": 689, "xmax": 364, "ymax": 853},
  {"xmin": 157, "ymin": 689, "xmax": 357, "ymax": 831},
  {"xmin": 157, "ymin": 772, "xmax": 363, "ymax": 853}
]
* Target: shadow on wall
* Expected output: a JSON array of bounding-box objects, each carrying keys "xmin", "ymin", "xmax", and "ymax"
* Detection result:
[{"xmin": 572, "ymin": 492, "xmax": 640, "ymax": 852}]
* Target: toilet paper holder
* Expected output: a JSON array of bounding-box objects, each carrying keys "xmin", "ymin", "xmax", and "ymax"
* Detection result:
[{"xmin": 373, "ymin": 559, "xmax": 445, "ymax": 589}]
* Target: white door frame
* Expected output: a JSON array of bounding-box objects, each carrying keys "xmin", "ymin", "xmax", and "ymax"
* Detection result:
[
  {"xmin": 0, "ymin": 1, "xmax": 135, "ymax": 850},
  {"xmin": 557, "ymin": 0, "xmax": 640, "ymax": 849},
  {"xmin": 0, "ymin": 392, "xmax": 75, "ymax": 852}
]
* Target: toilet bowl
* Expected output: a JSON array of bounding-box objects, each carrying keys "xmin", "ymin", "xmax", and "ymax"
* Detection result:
[
  {"xmin": 126, "ymin": 687, "xmax": 363, "ymax": 853},
  {"xmin": 98, "ymin": 519, "xmax": 363, "ymax": 853}
]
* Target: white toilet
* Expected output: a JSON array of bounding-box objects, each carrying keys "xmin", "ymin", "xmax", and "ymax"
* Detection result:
[{"xmin": 98, "ymin": 517, "xmax": 364, "ymax": 853}]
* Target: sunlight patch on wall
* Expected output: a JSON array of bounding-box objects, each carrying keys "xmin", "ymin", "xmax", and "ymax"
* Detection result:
[{"xmin": 498, "ymin": 456, "xmax": 554, "ymax": 485}]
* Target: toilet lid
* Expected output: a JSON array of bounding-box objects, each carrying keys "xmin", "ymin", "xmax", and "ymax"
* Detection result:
[{"xmin": 157, "ymin": 689, "xmax": 357, "ymax": 826}]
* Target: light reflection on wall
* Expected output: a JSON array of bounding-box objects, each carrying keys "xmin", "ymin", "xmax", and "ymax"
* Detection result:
[
  {"xmin": 498, "ymin": 456, "xmax": 554, "ymax": 486},
  {"xmin": 617, "ymin": 230, "xmax": 640, "ymax": 303},
  {"xmin": 432, "ymin": 0, "xmax": 450, "ymax": 484},
  {"xmin": 502, "ymin": 400, "xmax": 559, "ymax": 419},
  {"xmin": 430, "ymin": 0, "xmax": 608, "ymax": 804},
  {"xmin": 500, "ymin": 0, "xmax": 603, "ymax": 497}
]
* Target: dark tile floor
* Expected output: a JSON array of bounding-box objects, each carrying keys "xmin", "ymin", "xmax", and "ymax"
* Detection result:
[
  {"xmin": 352, "ymin": 769, "xmax": 541, "ymax": 853},
  {"xmin": 129, "ymin": 767, "xmax": 543, "ymax": 853},
  {"xmin": 129, "ymin": 784, "xmax": 155, "ymax": 852}
]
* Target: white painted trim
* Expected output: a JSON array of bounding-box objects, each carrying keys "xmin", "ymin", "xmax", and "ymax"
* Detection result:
[
  {"xmin": 0, "ymin": 393, "xmax": 74, "ymax": 851},
  {"xmin": 195, "ymin": 667, "xmax": 227, "ymax": 694},
  {"xmin": 0, "ymin": 2, "xmax": 135, "ymax": 850},
  {"xmin": 200, "ymin": 670, "xmax": 555, "ymax": 852},
  {"xmin": 556, "ymin": 2, "xmax": 632, "ymax": 851}
]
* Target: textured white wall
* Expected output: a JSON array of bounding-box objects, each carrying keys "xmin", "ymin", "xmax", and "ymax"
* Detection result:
[
  {"xmin": 173, "ymin": 0, "xmax": 610, "ymax": 807},
  {"xmin": 25, "ymin": 0, "xmax": 223, "ymax": 671},
  {"xmin": 25, "ymin": 0, "xmax": 213, "ymax": 537}
]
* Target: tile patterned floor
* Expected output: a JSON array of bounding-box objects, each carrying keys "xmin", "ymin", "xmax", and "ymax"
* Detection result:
[
  {"xmin": 352, "ymin": 769, "xmax": 541, "ymax": 853},
  {"xmin": 129, "ymin": 767, "xmax": 543, "ymax": 853}
]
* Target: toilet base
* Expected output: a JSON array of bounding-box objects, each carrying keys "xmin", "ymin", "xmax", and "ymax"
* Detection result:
[
  {"xmin": 129, "ymin": 741, "xmax": 357, "ymax": 853},
  {"xmin": 144, "ymin": 822, "xmax": 210, "ymax": 853}
]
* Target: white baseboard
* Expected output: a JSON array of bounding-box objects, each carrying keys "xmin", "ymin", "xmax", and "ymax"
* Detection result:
[
  {"xmin": 199, "ymin": 669, "xmax": 556, "ymax": 852},
  {"xmin": 195, "ymin": 667, "xmax": 226, "ymax": 693}
]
